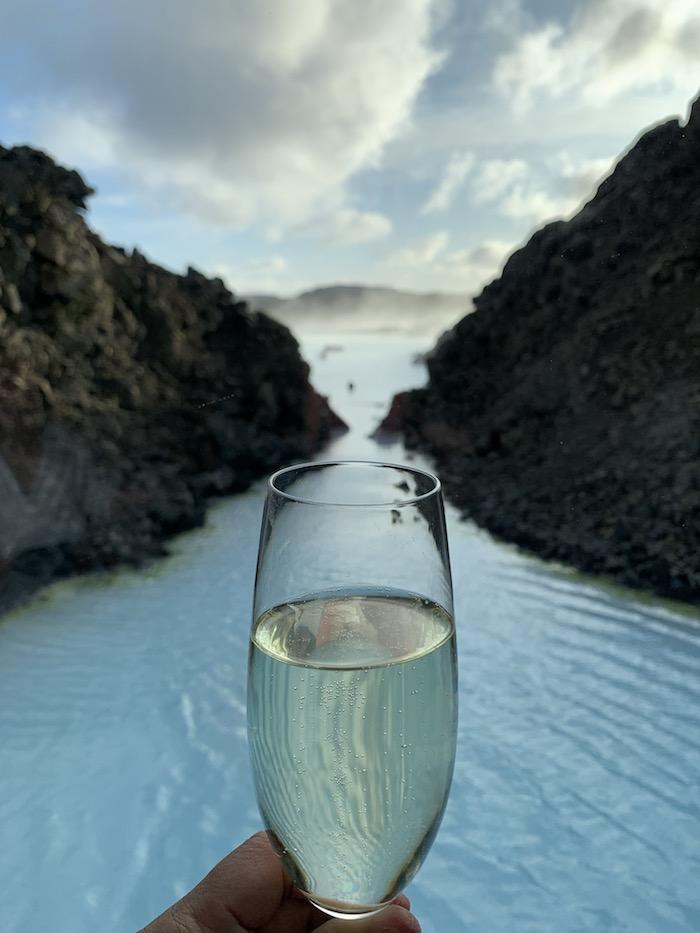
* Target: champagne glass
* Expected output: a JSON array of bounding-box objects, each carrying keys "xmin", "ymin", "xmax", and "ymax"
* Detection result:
[{"xmin": 247, "ymin": 460, "xmax": 457, "ymax": 919}]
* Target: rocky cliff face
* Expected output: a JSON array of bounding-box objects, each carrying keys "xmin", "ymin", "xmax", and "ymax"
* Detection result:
[
  {"xmin": 380, "ymin": 97, "xmax": 700, "ymax": 603},
  {"xmin": 0, "ymin": 145, "xmax": 344, "ymax": 610}
]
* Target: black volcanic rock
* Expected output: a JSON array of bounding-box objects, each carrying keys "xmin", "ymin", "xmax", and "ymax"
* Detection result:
[
  {"xmin": 380, "ymin": 97, "xmax": 700, "ymax": 604},
  {"xmin": 0, "ymin": 145, "xmax": 345, "ymax": 611}
]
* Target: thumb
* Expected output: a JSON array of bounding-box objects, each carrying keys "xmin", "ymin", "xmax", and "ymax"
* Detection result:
[{"xmin": 318, "ymin": 904, "xmax": 421, "ymax": 933}]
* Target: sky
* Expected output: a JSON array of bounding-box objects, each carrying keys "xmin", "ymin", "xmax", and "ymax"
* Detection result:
[{"xmin": 1, "ymin": 0, "xmax": 699, "ymax": 298}]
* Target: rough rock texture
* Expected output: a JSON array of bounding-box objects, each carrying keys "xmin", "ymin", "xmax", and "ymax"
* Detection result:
[
  {"xmin": 380, "ymin": 98, "xmax": 700, "ymax": 604},
  {"xmin": 0, "ymin": 145, "xmax": 345, "ymax": 611}
]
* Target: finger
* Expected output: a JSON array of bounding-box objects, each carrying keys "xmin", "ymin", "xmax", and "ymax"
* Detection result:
[
  {"xmin": 260, "ymin": 897, "xmax": 313, "ymax": 933},
  {"xmin": 318, "ymin": 904, "xmax": 421, "ymax": 933},
  {"xmin": 184, "ymin": 831, "xmax": 289, "ymax": 930}
]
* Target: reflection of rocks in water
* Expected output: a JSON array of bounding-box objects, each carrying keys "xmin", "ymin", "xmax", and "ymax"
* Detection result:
[
  {"xmin": 285, "ymin": 623, "xmax": 316, "ymax": 660},
  {"xmin": 313, "ymin": 598, "xmax": 394, "ymax": 665}
]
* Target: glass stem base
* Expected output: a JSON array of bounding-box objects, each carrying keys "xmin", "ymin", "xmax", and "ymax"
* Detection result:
[{"xmin": 305, "ymin": 891, "xmax": 390, "ymax": 920}]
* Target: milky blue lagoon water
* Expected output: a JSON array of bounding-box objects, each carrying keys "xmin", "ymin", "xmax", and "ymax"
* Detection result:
[{"xmin": 1, "ymin": 335, "xmax": 699, "ymax": 932}]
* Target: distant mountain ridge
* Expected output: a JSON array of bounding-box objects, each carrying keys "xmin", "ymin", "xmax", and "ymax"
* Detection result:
[{"xmin": 246, "ymin": 285, "xmax": 468, "ymax": 335}]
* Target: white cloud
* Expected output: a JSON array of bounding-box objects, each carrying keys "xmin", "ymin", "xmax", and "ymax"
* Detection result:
[
  {"xmin": 422, "ymin": 152, "xmax": 475, "ymax": 213},
  {"xmin": 386, "ymin": 231, "xmax": 450, "ymax": 266},
  {"xmin": 468, "ymin": 153, "xmax": 613, "ymax": 225},
  {"xmin": 296, "ymin": 207, "xmax": 392, "ymax": 244},
  {"xmin": 40, "ymin": 110, "xmax": 119, "ymax": 169},
  {"xmin": 472, "ymin": 159, "xmax": 528, "ymax": 204},
  {"xmin": 497, "ymin": 187, "xmax": 562, "ymax": 222},
  {"xmin": 249, "ymin": 256, "xmax": 289, "ymax": 275},
  {"xmin": 383, "ymin": 232, "xmax": 514, "ymax": 293},
  {"xmin": 494, "ymin": 0, "xmax": 700, "ymax": 112},
  {"xmin": 332, "ymin": 209, "xmax": 393, "ymax": 244},
  {"xmin": 3, "ymin": 0, "xmax": 443, "ymax": 233},
  {"xmin": 555, "ymin": 153, "xmax": 614, "ymax": 200},
  {"xmin": 213, "ymin": 255, "xmax": 293, "ymax": 295},
  {"xmin": 437, "ymin": 240, "xmax": 514, "ymax": 291},
  {"xmin": 481, "ymin": 0, "xmax": 528, "ymax": 37}
]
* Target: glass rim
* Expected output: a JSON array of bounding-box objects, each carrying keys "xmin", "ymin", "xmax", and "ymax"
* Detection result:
[{"xmin": 268, "ymin": 459, "xmax": 442, "ymax": 508}]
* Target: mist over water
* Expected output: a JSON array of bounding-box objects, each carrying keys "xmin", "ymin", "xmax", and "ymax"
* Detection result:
[
  {"xmin": 249, "ymin": 287, "xmax": 468, "ymax": 336},
  {"xmin": 0, "ymin": 335, "xmax": 699, "ymax": 932}
]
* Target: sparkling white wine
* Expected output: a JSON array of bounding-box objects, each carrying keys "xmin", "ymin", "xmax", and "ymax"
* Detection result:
[{"xmin": 247, "ymin": 590, "xmax": 457, "ymax": 914}]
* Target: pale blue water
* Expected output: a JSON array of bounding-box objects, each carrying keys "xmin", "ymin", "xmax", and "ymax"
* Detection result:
[{"xmin": 1, "ymin": 335, "xmax": 699, "ymax": 932}]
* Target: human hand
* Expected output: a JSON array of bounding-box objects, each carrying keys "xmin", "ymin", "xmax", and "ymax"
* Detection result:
[{"xmin": 140, "ymin": 831, "xmax": 420, "ymax": 933}]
